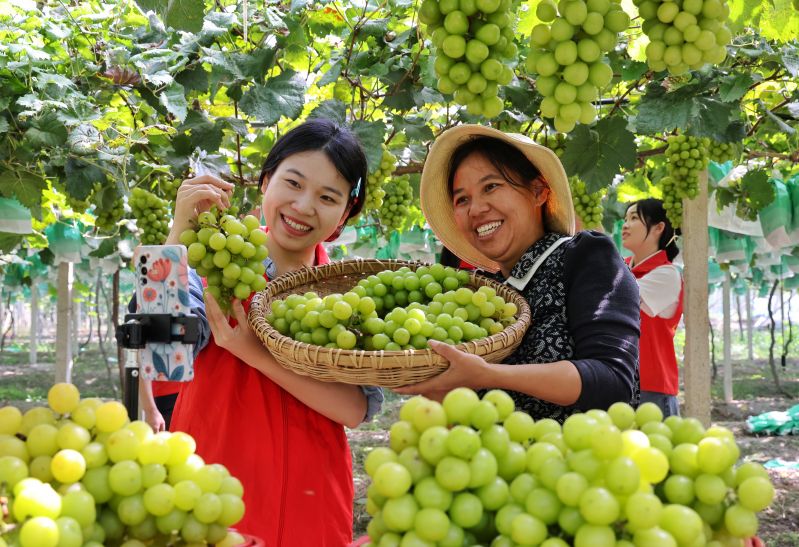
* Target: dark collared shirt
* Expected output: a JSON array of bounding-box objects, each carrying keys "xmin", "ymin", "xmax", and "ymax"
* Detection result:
[{"xmin": 488, "ymin": 231, "xmax": 641, "ymax": 422}]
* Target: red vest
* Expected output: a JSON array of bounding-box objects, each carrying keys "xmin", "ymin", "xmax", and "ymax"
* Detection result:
[{"xmin": 626, "ymin": 251, "xmax": 684, "ymax": 395}]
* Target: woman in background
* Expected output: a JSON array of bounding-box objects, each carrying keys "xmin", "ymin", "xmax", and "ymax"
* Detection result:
[{"xmin": 622, "ymin": 198, "xmax": 683, "ymax": 417}]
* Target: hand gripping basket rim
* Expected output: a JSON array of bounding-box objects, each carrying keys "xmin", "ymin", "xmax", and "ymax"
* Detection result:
[{"xmin": 248, "ymin": 258, "xmax": 532, "ymax": 389}]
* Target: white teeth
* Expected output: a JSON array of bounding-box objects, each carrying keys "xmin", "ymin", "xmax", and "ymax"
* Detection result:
[
  {"xmin": 283, "ymin": 216, "xmax": 312, "ymax": 231},
  {"xmin": 476, "ymin": 221, "xmax": 502, "ymax": 237}
]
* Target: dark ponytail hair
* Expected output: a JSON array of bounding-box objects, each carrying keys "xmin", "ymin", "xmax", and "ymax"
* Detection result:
[
  {"xmin": 628, "ymin": 198, "xmax": 681, "ymax": 261},
  {"xmin": 258, "ymin": 119, "xmax": 368, "ymax": 240}
]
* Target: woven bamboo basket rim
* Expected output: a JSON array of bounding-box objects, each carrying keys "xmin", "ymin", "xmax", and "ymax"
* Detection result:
[{"xmin": 248, "ymin": 258, "xmax": 531, "ymax": 388}]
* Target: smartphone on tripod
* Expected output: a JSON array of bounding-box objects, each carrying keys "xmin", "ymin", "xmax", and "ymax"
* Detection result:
[{"xmin": 132, "ymin": 244, "xmax": 195, "ymax": 382}]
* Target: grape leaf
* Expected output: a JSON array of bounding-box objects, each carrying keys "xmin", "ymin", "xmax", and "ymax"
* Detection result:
[
  {"xmin": 239, "ymin": 70, "xmax": 306, "ymax": 126},
  {"xmin": 351, "ymin": 120, "xmax": 387, "ymax": 173},
  {"xmin": 0, "ymin": 169, "xmax": 46, "ymax": 220},
  {"xmin": 393, "ymin": 115, "xmax": 434, "ymax": 141},
  {"xmin": 89, "ymin": 238, "xmax": 118, "ymax": 258},
  {"xmin": 635, "ymin": 85, "xmax": 696, "ymax": 134},
  {"xmin": 692, "ymin": 98, "xmax": 739, "ymax": 141},
  {"xmin": 26, "ymin": 113, "xmax": 68, "ymax": 148},
  {"xmin": 65, "ymin": 158, "xmax": 107, "ymax": 201},
  {"xmin": 718, "ymin": 73, "xmax": 755, "ymax": 103},
  {"xmin": 176, "ymin": 64, "xmax": 209, "ymax": 93},
  {"xmin": 135, "ymin": 0, "xmax": 204, "ymax": 33},
  {"xmin": 741, "ymin": 169, "xmax": 775, "ymax": 210},
  {"xmin": 159, "ymin": 83, "xmax": 188, "ymax": 123},
  {"xmin": 0, "ymin": 233, "xmax": 25, "ymax": 254},
  {"xmin": 560, "ymin": 117, "xmax": 637, "ymax": 194},
  {"xmin": 308, "ymin": 100, "xmax": 347, "ymax": 125},
  {"xmin": 290, "ymin": 0, "xmax": 309, "ymax": 12},
  {"xmin": 715, "ymin": 187, "xmax": 736, "ymax": 210},
  {"xmin": 318, "ymin": 59, "xmax": 343, "ymax": 87},
  {"xmin": 782, "ymin": 44, "xmax": 799, "ymax": 77}
]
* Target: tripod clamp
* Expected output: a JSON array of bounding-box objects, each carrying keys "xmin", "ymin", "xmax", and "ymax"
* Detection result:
[
  {"xmin": 115, "ymin": 314, "xmax": 200, "ymax": 421},
  {"xmin": 115, "ymin": 314, "xmax": 201, "ymax": 349}
]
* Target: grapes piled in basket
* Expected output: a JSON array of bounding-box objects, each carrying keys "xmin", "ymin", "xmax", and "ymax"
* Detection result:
[
  {"xmin": 363, "ymin": 389, "xmax": 775, "ymax": 546},
  {"xmin": 265, "ymin": 264, "xmax": 518, "ymax": 351},
  {"xmin": 179, "ymin": 206, "xmax": 269, "ymax": 310},
  {"xmin": 0, "ymin": 384, "xmax": 246, "ymax": 547}
]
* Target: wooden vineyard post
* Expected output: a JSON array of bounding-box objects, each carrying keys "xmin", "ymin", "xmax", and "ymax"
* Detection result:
[
  {"xmin": 30, "ymin": 283, "xmax": 38, "ymax": 365},
  {"xmin": 747, "ymin": 289, "xmax": 754, "ymax": 362},
  {"xmin": 723, "ymin": 271, "xmax": 733, "ymax": 403},
  {"xmin": 55, "ymin": 262, "xmax": 74, "ymax": 383},
  {"xmin": 682, "ymin": 170, "xmax": 711, "ymax": 426}
]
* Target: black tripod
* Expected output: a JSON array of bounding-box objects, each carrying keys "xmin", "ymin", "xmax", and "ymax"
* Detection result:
[{"xmin": 115, "ymin": 314, "xmax": 200, "ymax": 420}]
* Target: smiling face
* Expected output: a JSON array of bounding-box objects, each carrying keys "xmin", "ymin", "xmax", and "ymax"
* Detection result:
[
  {"xmin": 451, "ymin": 152, "xmax": 548, "ymax": 274},
  {"xmin": 261, "ymin": 150, "xmax": 351, "ymax": 252},
  {"xmin": 621, "ymin": 204, "xmax": 663, "ymax": 256}
]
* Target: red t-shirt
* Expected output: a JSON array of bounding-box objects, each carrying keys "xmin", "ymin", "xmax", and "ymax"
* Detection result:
[
  {"xmin": 170, "ymin": 242, "xmax": 354, "ymax": 546},
  {"xmin": 152, "ymin": 380, "xmax": 181, "ymax": 398}
]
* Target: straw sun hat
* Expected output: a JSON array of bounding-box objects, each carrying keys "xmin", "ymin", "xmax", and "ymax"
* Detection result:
[{"xmin": 420, "ymin": 124, "xmax": 576, "ymax": 273}]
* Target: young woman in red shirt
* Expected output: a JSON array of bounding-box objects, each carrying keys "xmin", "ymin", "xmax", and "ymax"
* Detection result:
[
  {"xmin": 162, "ymin": 119, "xmax": 383, "ymax": 545},
  {"xmin": 622, "ymin": 198, "xmax": 683, "ymax": 417}
]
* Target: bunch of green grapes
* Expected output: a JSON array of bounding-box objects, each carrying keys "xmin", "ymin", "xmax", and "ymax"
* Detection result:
[
  {"xmin": 179, "ymin": 207, "xmax": 268, "ymax": 310},
  {"xmin": 659, "ymin": 175, "xmax": 685, "ymax": 227},
  {"xmin": 524, "ymin": 0, "xmax": 630, "ymax": 133},
  {"xmin": 636, "ymin": 0, "xmax": 732, "ymax": 75},
  {"xmin": 707, "ymin": 140, "xmax": 739, "ymax": 163},
  {"xmin": 536, "ymin": 132, "xmax": 567, "ymax": 157},
  {"xmin": 0, "ymin": 383, "xmax": 246, "ymax": 547},
  {"xmin": 569, "ymin": 177, "xmax": 604, "ymax": 228},
  {"xmin": 64, "ymin": 194, "xmax": 92, "ymax": 214},
  {"xmin": 666, "ymin": 134, "xmax": 708, "ymax": 193},
  {"xmin": 365, "ymin": 146, "xmax": 395, "ymax": 214},
  {"xmin": 363, "ymin": 392, "xmax": 775, "ymax": 546},
  {"xmin": 130, "ymin": 187, "xmax": 170, "ymax": 245},
  {"xmin": 379, "ymin": 176, "xmax": 415, "ymax": 233},
  {"xmin": 159, "ymin": 178, "xmax": 181, "ymax": 202},
  {"xmin": 419, "ymin": 0, "xmax": 517, "ymax": 118},
  {"xmin": 265, "ymin": 265, "xmax": 519, "ymax": 351},
  {"xmin": 94, "ymin": 194, "xmax": 126, "ymax": 233}
]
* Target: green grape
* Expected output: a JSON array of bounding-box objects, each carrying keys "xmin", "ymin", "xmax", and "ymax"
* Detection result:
[
  {"xmin": 569, "ymin": 177, "xmax": 604, "ymax": 229},
  {"xmin": 421, "ymin": 0, "xmax": 515, "ymax": 117},
  {"xmin": 184, "ymin": 206, "xmax": 269, "ymax": 311},
  {"xmin": 536, "ymin": 133, "xmax": 567, "ymax": 157},
  {"xmin": 659, "ymin": 134, "xmax": 709, "ymax": 228},
  {"xmin": 523, "ymin": 0, "xmax": 629, "ymax": 132},
  {"xmin": 159, "ymin": 177, "xmax": 181, "ymax": 202},
  {"xmin": 351, "ymin": 145, "xmax": 394, "ymax": 225},
  {"xmin": 379, "ymin": 176, "xmax": 417, "ymax": 233},
  {"xmin": 130, "ymin": 187, "xmax": 170, "ymax": 245},
  {"xmin": 637, "ymin": 0, "xmax": 732, "ymax": 74},
  {"xmin": 94, "ymin": 192, "xmax": 126, "ymax": 233},
  {"xmin": 707, "ymin": 139, "xmax": 739, "ymax": 163}
]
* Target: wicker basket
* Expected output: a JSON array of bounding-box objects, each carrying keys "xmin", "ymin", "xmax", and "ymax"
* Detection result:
[{"xmin": 248, "ymin": 259, "xmax": 531, "ymax": 388}]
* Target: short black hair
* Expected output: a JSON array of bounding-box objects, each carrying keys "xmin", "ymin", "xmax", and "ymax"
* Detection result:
[
  {"xmin": 258, "ymin": 118, "xmax": 368, "ymax": 220},
  {"xmin": 627, "ymin": 198, "xmax": 680, "ymax": 261}
]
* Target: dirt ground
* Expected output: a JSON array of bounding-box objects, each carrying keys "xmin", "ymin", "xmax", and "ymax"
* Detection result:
[{"xmin": 1, "ymin": 346, "xmax": 797, "ymax": 545}]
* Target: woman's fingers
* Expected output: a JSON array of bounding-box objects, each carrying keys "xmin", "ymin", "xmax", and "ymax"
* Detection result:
[
  {"xmin": 230, "ymin": 299, "xmax": 248, "ymax": 327},
  {"xmin": 187, "ymin": 174, "xmax": 235, "ymax": 190},
  {"xmin": 178, "ymin": 185, "xmax": 231, "ymax": 213}
]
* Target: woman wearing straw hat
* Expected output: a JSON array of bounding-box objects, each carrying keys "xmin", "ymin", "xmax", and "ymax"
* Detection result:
[{"xmin": 396, "ymin": 125, "xmax": 640, "ymax": 421}]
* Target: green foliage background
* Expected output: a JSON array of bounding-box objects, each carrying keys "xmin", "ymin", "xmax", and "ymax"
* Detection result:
[{"xmin": 0, "ymin": 0, "xmax": 797, "ymax": 270}]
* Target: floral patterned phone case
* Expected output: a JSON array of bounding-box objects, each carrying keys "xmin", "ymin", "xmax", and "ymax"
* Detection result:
[{"xmin": 133, "ymin": 245, "xmax": 194, "ymax": 382}]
